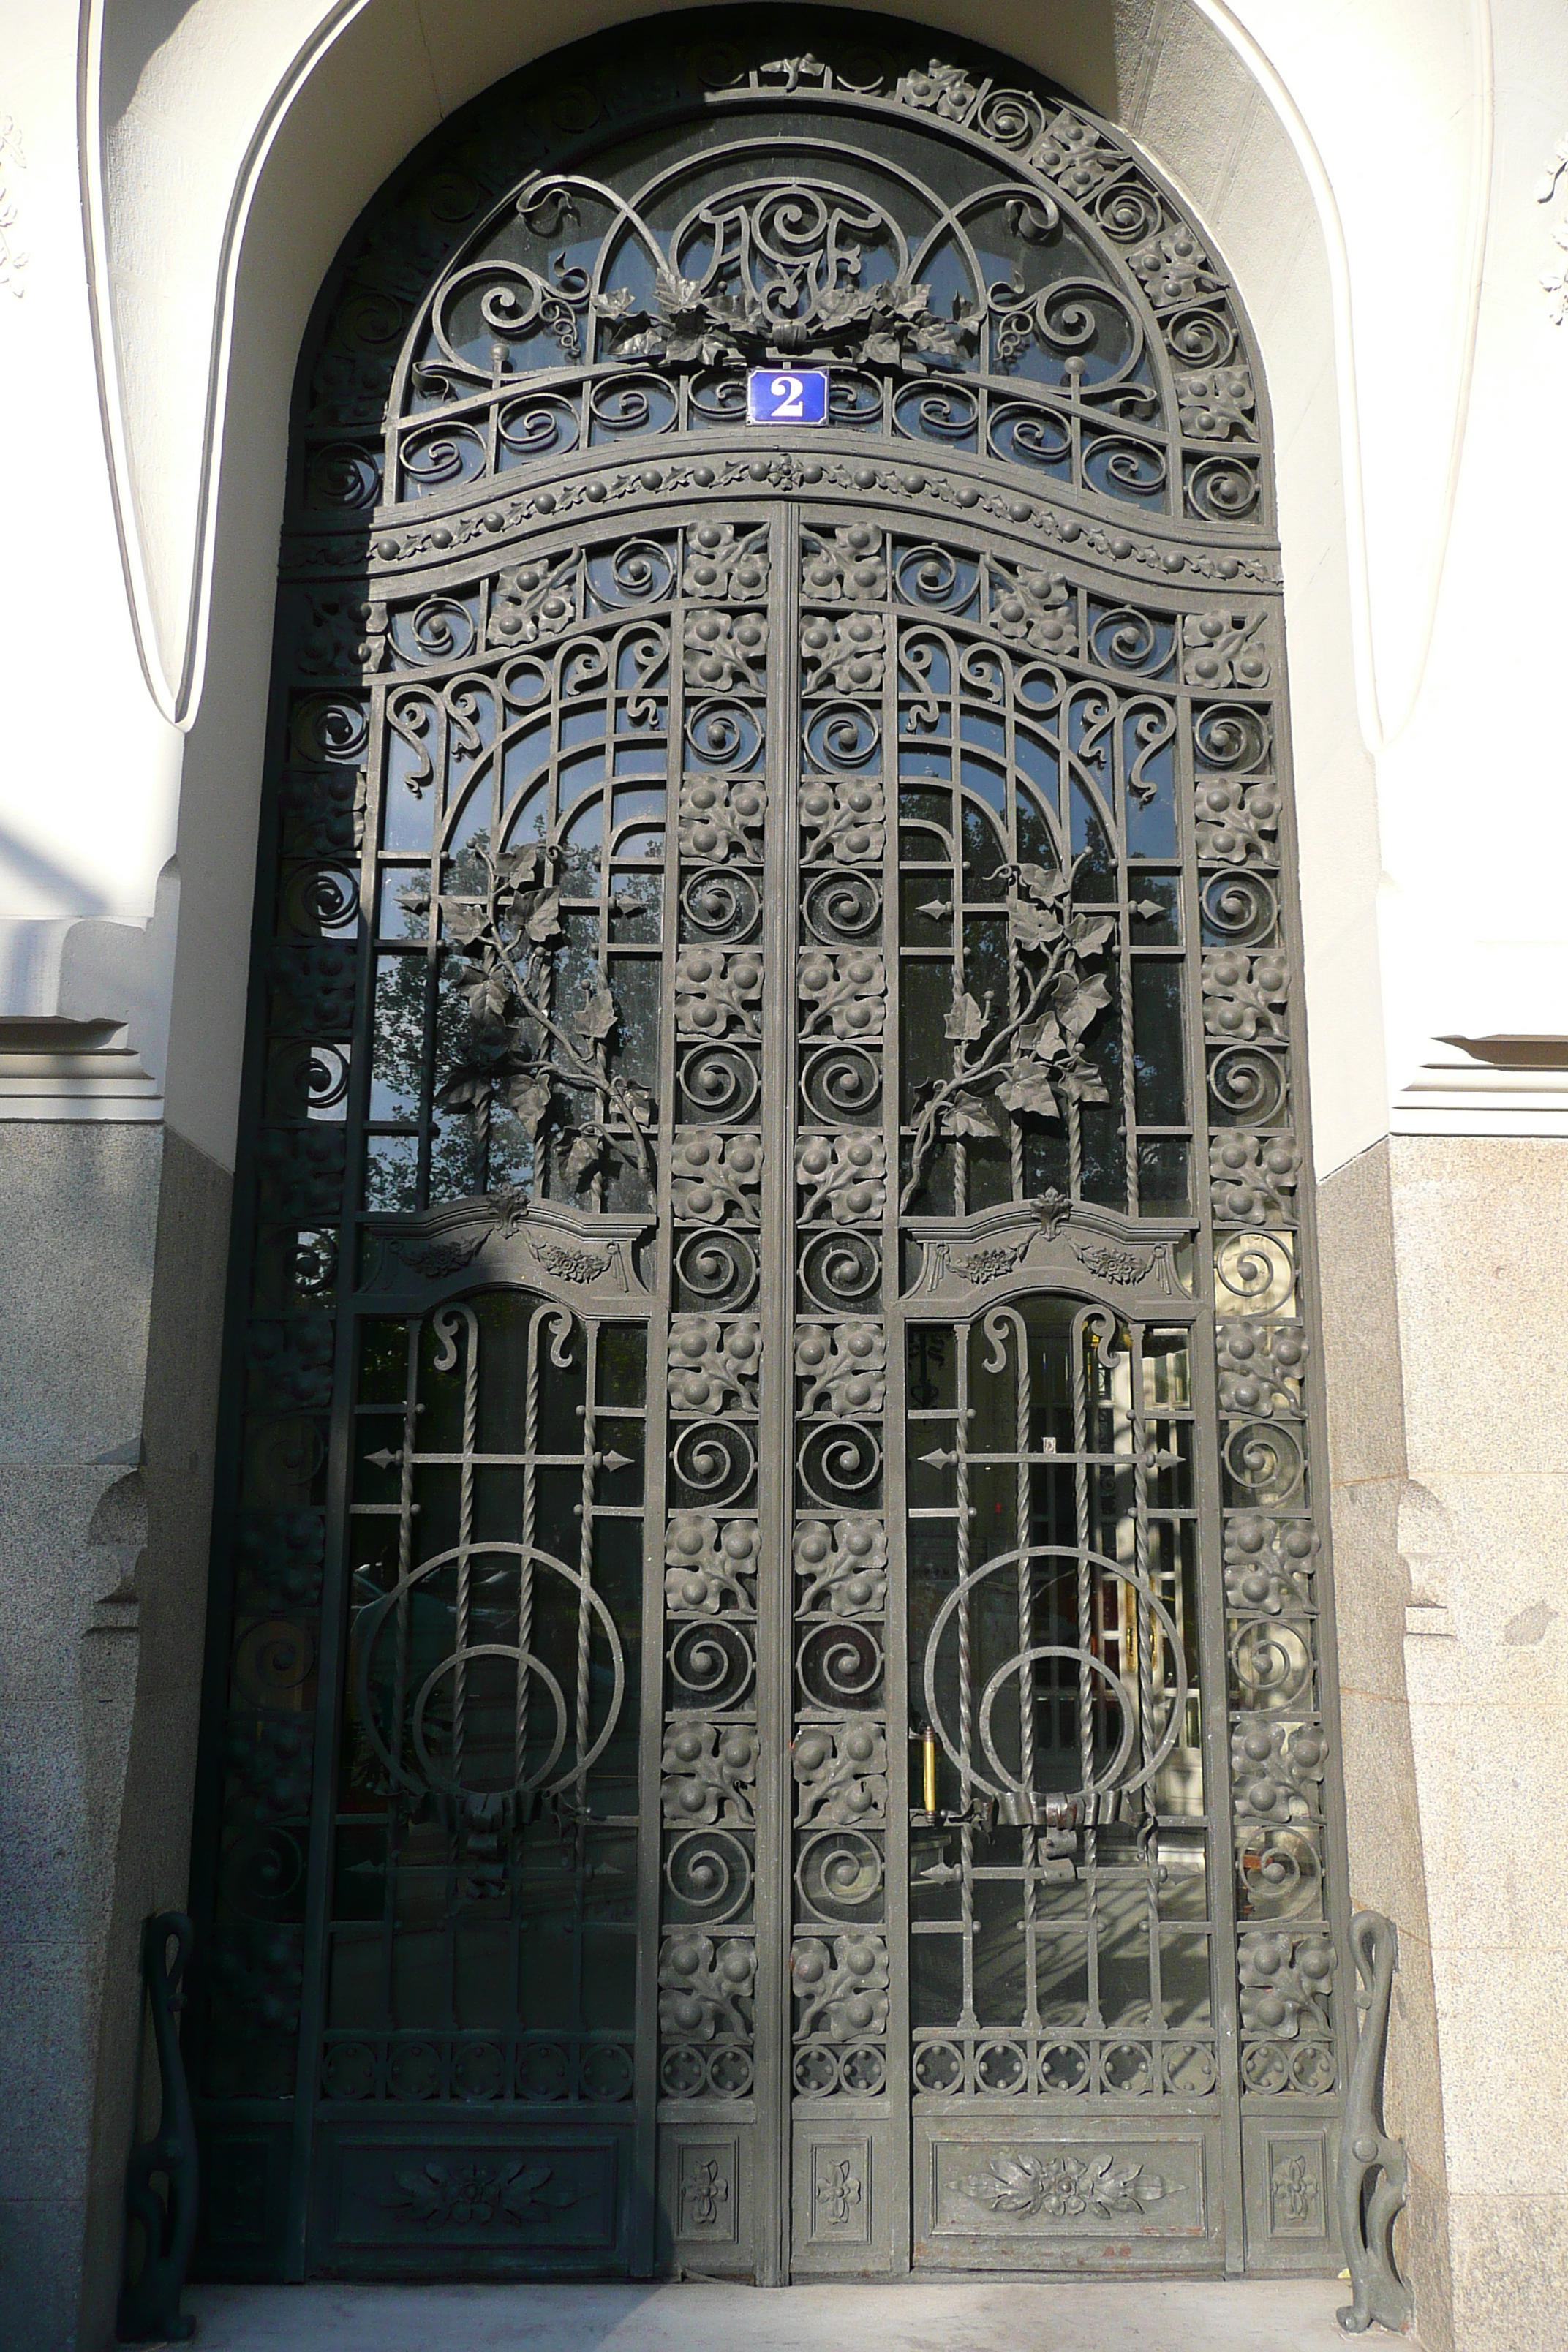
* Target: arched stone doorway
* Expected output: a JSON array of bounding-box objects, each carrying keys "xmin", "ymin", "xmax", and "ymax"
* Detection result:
[{"xmin": 187, "ymin": 9, "xmax": 1350, "ymax": 2289}]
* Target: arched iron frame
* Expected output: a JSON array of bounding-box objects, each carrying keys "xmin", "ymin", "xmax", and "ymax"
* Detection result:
[{"xmin": 187, "ymin": 7, "xmax": 1352, "ymax": 2293}]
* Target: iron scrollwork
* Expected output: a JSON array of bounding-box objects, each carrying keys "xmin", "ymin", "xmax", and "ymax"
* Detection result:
[
  {"xmin": 290, "ymin": 14, "xmax": 1267, "ymax": 530},
  {"xmin": 198, "ymin": 4, "xmax": 1343, "ymax": 2285}
]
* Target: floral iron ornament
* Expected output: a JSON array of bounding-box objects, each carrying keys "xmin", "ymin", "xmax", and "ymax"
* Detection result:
[
  {"xmin": 422, "ymin": 844, "xmax": 655, "ymax": 1191},
  {"xmin": 900, "ymin": 858, "xmax": 1131, "ymax": 1213},
  {"xmin": 966, "ymin": 2148, "xmax": 1172, "ymax": 2222},
  {"xmin": 595, "ymin": 262, "xmax": 979, "ymax": 372},
  {"xmin": 414, "ymin": 174, "xmax": 1101, "ymax": 396},
  {"xmin": 568, "ymin": 176, "xmax": 995, "ymax": 372}
]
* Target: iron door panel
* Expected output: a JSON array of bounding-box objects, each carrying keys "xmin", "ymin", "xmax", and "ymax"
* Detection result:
[
  {"xmin": 913, "ymin": 2114, "xmax": 1223, "ymax": 2271},
  {"xmin": 191, "ymin": 13, "xmax": 1354, "ymax": 2287},
  {"xmin": 312, "ymin": 2119, "xmax": 628, "ymax": 2274}
]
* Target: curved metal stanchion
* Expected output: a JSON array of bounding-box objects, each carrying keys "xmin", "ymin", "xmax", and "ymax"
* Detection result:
[
  {"xmin": 117, "ymin": 1912, "xmax": 199, "ymax": 2345},
  {"xmin": 1336, "ymin": 1910, "xmax": 1414, "ymax": 2335}
]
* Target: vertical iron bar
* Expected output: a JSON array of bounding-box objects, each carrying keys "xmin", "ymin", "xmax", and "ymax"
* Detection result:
[
  {"xmin": 1176, "ymin": 660, "xmax": 1247, "ymax": 2272},
  {"xmin": 882, "ymin": 549, "xmax": 912, "ymax": 2271},
  {"xmin": 1013, "ymin": 1317, "xmax": 1041, "ymax": 2038},
  {"xmin": 755, "ymin": 499, "xmax": 798, "ymax": 2285},
  {"xmin": 631, "ymin": 537, "xmax": 681, "ymax": 2277},
  {"xmin": 954, "ymin": 1327, "xmax": 976, "ymax": 2038}
]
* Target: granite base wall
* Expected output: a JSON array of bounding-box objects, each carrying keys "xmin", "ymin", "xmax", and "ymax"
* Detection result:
[
  {"xmin": 0, "ymin": 1123, "xmax": 163, "ymax": 2351},
  {"xmin": 78, "ymin": 1131, "xmax": 234, "ymax": 2352},
  {"xmin": 0, "ymin": 1124, "xmax": 232, "ymax": 2352},
  {"xmin": 1317, "ymin": 1138, "xmax": 1453, "ymax": 2348},
  {"xmin": 1386, "ymin": 1137, "xmax": 1568, "ymax": 2352}
]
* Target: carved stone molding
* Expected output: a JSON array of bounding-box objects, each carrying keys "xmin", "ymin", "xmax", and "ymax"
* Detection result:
[
  {"xmin": 0, "ymin": 116, "xmax": 27, "ymax": 299},
  {"xmin": 1537, "ymin": 136, "xmax": 1568, "ymax": 323},
  {"xmin": 1335, "ymin": 1912, "xmax": 1413, "ymax": 2336}
]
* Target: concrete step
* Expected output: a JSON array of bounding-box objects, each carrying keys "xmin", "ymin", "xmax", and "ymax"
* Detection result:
[{"xmin": 184, "ymin": 2276, "xmax": 1401, "ymax": 2352}]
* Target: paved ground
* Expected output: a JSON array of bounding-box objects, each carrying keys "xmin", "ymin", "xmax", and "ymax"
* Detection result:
[{"xmin": 184, "ymin": 2277, "xmax": 1392, "ymax": 2351}]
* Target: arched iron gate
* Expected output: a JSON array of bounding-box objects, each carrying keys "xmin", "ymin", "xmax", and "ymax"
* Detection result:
[{"xmin": 189, "ymin": 9, "xmax": 1352, "ymax": 2288}]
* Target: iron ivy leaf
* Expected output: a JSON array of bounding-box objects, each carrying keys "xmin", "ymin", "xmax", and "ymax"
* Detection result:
[
  {"xmin": 822, "ymin": 283, "xmax": 871, "ymax": 326},
  {"xmin": 457, "ymin": 963, "xmax": 513, "ymax": 1022},
  {"xmin": 1068, "ymin": 911, "xmax": 1117, "ymax": 955},
  {"xmin": 503, "ymin": 1074, "xmax": 554, "ymax": 1136},
  {"xmin": 505, "ymin": 1015, "xmax": 546, "ymax": 1061},
  {"xmin": 617, "ymin": 1079, "xmax": 653, "ymax": 1123},
  {"xmin": 917, "ymin": 320, "xmax": 976, "ymax": 363},
  {"xmin": 1009, "ymin": 894, "xmax": 1063, "ymax": 954},
  {"xmin": 575, "ymin": 987, "xmax": 618, "ymax": 1047},
  {"xmin": 909, "ymin": 1076, "xmax": 938, "ymax": 1114},
  {"xmin": 524, "ymin": 888, "xmax": 564, "ymax": 945},
  {"xmin": 442, "ymin": 901, "xmax": 486, "ymax": 946},
  {"xmin": 464, "ymin": 1017, "xmax": 516, "ymax": 1060},
  {"xmin": 1018, "ymin": 1013, "xmax": 1066, "ymax": 1063},
  {"xmin": 995, "ymin": 1063, "xmax": 1060, "ymax": 1119},
  {"xmin": 943, "ymin": 989, "xmax": 987, "ymax": 1044},
  {"xmin": 498, "ymin": 844, "xmax": 548, "ymax": 886},
  {"xmin": 1057, "ymin": 972, "xmax": 1112, "ymax": 1039},
  {"xmin": 434, "ymin": 1071, "xmax": 493, "ymax": 1112},
  {"xmin": 1014, "ymin": 862, "xmax": 1066, "ymax": 905},
  {"xmin": 563, "ymin": 1129, "xmax": 604, "ymax": 1189},
  {"xmin": 1058, "ymin": 1061, "xmax": 1111, "ymax": 1107},
  {"xmin": 943, "ymin": 1092, "xmax": 1000, "ymax": 1139}
]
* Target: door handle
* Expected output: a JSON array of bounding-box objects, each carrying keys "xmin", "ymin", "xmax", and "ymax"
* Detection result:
[{"xmin": 908, "ymin": 1722, "xmax": 998, "ymax": 1835}]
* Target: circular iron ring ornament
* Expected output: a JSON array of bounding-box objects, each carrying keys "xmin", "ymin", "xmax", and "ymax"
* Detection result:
[
  {"xmin": 354, "ymin": 1539, "xmax": 626, "ymax": 1802},
  {"xmin": 921, "ymin": 1542, "xmax": 1189, "ymax": 1809}
]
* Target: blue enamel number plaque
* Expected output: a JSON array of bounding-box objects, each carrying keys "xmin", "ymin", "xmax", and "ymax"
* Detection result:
[{"xmin": 746, "ymin": 368, "xmax": 829, "ymax": 426}]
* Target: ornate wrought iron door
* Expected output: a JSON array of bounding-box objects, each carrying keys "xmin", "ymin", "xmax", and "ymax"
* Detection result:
[{"xmin": 189, "ymin": 11, "xmax": 1352, "ymax": 2289}]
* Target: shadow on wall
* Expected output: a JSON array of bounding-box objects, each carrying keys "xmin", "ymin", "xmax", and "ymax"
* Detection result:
[
  {"xmin": 0, "ymin": 813, "xmax": 118, "ymax": 918},
  {"xmin": 0, "ymin": 1117, "xmax": 238, "ymax": 2352}
]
